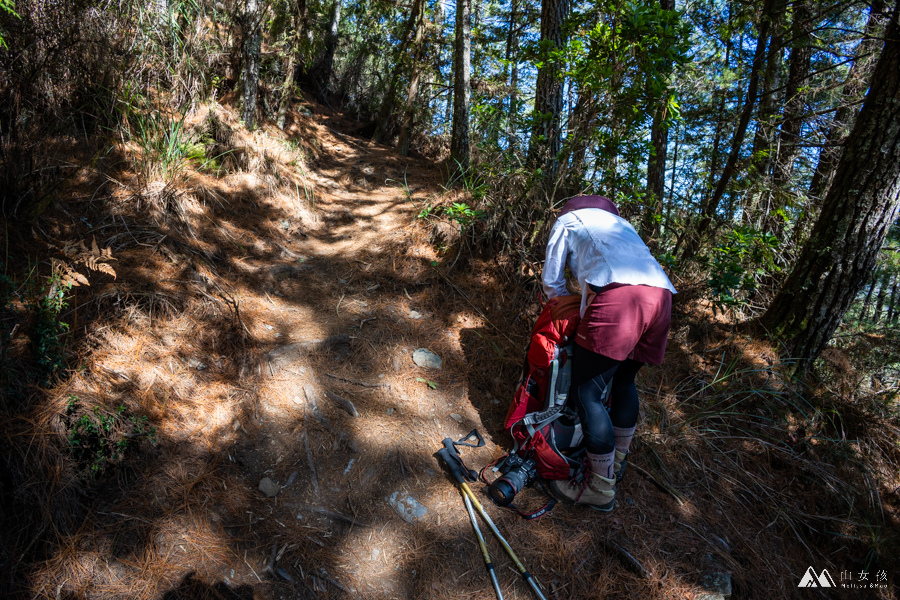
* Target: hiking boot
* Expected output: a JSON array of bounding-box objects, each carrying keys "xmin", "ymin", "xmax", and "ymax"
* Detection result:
[
  {"xmin": 614, "ymin": 450, "xmax": 628, "ymax": 484},
  {"xmin": 549, "ymin": 471, "xmax": 616, "ymax": 512}
]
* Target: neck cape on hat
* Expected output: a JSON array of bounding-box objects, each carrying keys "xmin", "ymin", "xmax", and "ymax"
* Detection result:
[{"xmin": 558, "ymin": 195, "xmax": 620, "ymax": 218}]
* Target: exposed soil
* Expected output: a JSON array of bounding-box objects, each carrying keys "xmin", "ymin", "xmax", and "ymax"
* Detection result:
[{"xmin": 4, "ymin": 97, "xmax": 898, "ymax": 600}]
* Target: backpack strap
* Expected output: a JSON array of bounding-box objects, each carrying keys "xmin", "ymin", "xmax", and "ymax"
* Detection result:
[{"xmin": 519, "ymin": 404, "xmax": 565, "ymax": 438}]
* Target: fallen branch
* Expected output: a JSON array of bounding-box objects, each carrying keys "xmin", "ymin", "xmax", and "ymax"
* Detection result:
[
  {"xmin": 325, "ymin": 372, "xmax": 389, "ymax": 389},
  {"xmin": 325, "ymin": 390, "xmax": 359, "ymax": 417},
  {"xmin": 632, "ymin": 462, "xmax": 686, "ymax": 506},
  {"xmin": 599, "ymin": 538, "xmax": 648, "ymax": 578},
  {"xmin": 303, "ymin": 434, "xmax": 319, "ymax": 496},
  {"xmin": 305, "ymin": 505, "xmax": 369, "ymax": 528}
]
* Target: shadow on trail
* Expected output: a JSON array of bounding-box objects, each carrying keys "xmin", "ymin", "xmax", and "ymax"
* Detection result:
[
  {"xmin": 0, "ymin": 103, "xmax": 552, "ymax": 600},
  {"xmin": 1, "ymin": 99, "xmax": 873, "ymax": 600}
]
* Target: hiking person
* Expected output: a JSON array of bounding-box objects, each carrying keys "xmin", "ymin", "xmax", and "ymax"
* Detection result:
[{"xmin": 541, "ymin": 195, "xmax": 676, "ymax": 511}]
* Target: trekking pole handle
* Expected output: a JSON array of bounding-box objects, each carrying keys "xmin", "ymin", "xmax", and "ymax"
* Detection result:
[
  {"xmin": 441, "ymin": 437, "xmax": 478, "ymax": 481},
  {"xmin": 436, "ymin": 448, "xmax": 467, "ymax": 485}
]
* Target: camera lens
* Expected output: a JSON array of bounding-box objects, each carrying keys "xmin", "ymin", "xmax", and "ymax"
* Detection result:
[{"xmin": 488, "ymin": 479, "xmax": 517, "ymax": 506}]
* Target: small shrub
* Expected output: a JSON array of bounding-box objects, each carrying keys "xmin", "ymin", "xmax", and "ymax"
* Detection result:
[
  {"xmin": 445, "ymin": 202, "xmax": 486, "ymax": 231},
  {"xmin": 27, "ymin": 240, "xmax": 116, "ymax": 383},
  {"xmin": 706, "ymin": 225, "xmax": 781, "ymax": 314},
  {"xmin": 63, "ymin": 395, "xmax": 156, "ymax": 478}
]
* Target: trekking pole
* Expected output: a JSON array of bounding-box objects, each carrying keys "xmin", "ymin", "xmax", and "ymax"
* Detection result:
[
  {"xmin": 463, "ymin": 491, "xmax": 504, "ymax": 600},
  {"xmin": 437, "ymin": 442, "xmax": 548, "ymax": 600}
]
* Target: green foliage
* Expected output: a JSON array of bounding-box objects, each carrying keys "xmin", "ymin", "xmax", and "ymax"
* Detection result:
[
  {"xmin": 415, "ymin": 377, "xmax": 438, "ymax": 390},
  {"xmin": 445, "ymin": 202, "xmax": 486, "ymax": 230},
  {"xmin": 63, "ymin": 395, "xmax": 157, "ymax": 478},
  {"xmin": 706, "ymin": 226, "xmax": 781, "ymax": 314},
  {"xmin": 0, "ymin": 0, "xmax": 19, "ymax": 49},
  {"xmin": 28, "ymin": 270, "xmax": 71, "ymax": 383},
  {"xmin": 125, "ymin": 100, "xmax": 190, "ymax": 188}
]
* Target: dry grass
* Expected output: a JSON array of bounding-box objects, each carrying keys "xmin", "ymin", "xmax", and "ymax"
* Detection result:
[{"xmin": 1, "ymin": 97, "xmax": 898, "ymax": 600}]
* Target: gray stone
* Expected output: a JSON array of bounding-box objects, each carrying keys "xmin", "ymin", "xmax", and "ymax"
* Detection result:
[
  {"xmin": 388, "ymin": 491, "xmax": 428, "ymax": 523},
  {"xmin": 699, "ymin": 571, "xmax": 732, "ymax": 599},
  {"xmin": 449, "ymin": 413, "xmax": 463, "ymax": 423},
  {"xmin": 259, "ymin": 477, "xmax": 280, "ymax": 498},
  {"xmin": 269, "ymin": 263, "xmax": 310, "ymax": 280},
  {"xmin": 412, "ymin": 348, "xmax": 442, "ymax": 369},
  {"xmin": 187, "ymin": 357, "xmax": 207, "ymax": 370},
  {"xmin": 268, "ymin": 335, "xmax": 351, "ymax": 371},
  {"xmin": 408, "ymin": 309, "xmax": 424, "ymax": 319}
]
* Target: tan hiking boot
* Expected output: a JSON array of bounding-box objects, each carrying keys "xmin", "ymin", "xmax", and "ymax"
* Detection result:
[
  {"xmin": 614, "ymin": 450, "xmax": 628, "ymax": 484},
  {"xmin": 549, "ymin": 471, "xmax": 616, "ymax": 512}
]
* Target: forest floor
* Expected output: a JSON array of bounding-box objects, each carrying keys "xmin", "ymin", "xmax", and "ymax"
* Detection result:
[{"xmin": 3, "ymin": 95, "xmax": 899, "ymax": 600}]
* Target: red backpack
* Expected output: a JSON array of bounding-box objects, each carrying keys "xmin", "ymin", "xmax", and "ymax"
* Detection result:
[{"xmin": 503, "ymin": 295, "xmax": 585, "ymax": 480}]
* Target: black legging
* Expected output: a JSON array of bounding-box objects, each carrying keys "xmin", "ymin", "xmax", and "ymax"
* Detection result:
[{"xmin": 570, "ymin": 342, "xmax": 643, "ymax": 455}]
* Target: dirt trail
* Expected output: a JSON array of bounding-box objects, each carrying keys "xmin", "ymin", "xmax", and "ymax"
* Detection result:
[
  {"xmin": 21, "ymin": 103, "xmax": 754, "ymax": 600},
  {"xmin": 203, "ymin": 110, "xmax": 551, "ymax": 599}
]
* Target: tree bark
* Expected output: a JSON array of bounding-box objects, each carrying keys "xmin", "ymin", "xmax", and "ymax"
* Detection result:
[
  {"xmin": 772, "ymin": 0, "xmax": 811, "ymax": 190},
  {"xmin": 240, "ymin": 0, "xmax": 263, "ymax": 130},
  {"xmin": 556, "ymin": 87, "xmax": 597, "ymax": 197},
  {"xmin": 397, "ymin": 0, "xmax": 428, "ymax": 156},
  {"xmin": 373, "ymin": 0, "xmax": 421, "ymax": 143},
  {"xmin": 886, "ymin": 275, "xmax": 898, "ymax": 323},
  {"xmin": 860, "ymin": 274, "xmax": 877, "ymax": 321},
  {"xmin": 276, "ymin": 51, "xmax": 296, "ymax": 130},
  {"xmin": 526, "ymin": 0, "xmax": 570, "ymax": 178},
  {"xmin": 312, "ymin": 0, "xmax": 342, "ymax": 102},
  {"xmin": 642, "ymin": 0, "xmax": 676, "ymax": 248},
  {"xmin": 449, "ymin": 0, "xmax": 471, "ymax": 174},
  {"xmin": 433, "ymin": 0, "xmax": 447, "ymax": 124},
  {"xmin": 759, "ymin": 11, "xmax": 900, "ymax": 365},
  {"xmin": 874, "ymin": 271, "xmax": 889, "ymax": 324},
  {"xmin": 505, "ymin": 0, "xmax": 520, "ymax": 156}
]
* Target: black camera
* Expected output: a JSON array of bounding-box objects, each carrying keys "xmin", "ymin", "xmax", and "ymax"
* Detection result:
[{"xmin": 487, "ymin": 453, "xmax": 537, "ymax": 506}]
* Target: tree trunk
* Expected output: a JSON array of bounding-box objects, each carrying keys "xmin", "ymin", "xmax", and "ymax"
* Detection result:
[
  {"xmin": 449, "ymin": 0, "xmax": 471, "ymax": 174},
  {"xmin": 680, "ymin": 0, "xmax": 777, "ymax": 259},
  {"xmin": 743, "ymin": 15, "xmax": 784, "ymax": 228},
  {"xmin": 433, "ymin": 0, "xmax": 447, "ymax": 124},
  {"xmin": 373, "ymin": 1, "xmax": 421, "ymax": 143},
  {"xmin": 665, "ymin": 120, "xmax": 680, "ymax": 239},
  {"xmin": 505, "ymin": 0, "xmax": 520, "ymax": 156},
  {"xmin": 276, "ymin": 51, "xmax": 296, "ymax": 130},
  {"xmin": 240, "ymin": 0, "xmax": 263, "ymax": 130},
  {"xmin": 860, "ymin": 274, "xmax": 877, "ymax": 321},
  {"xmin": 759, "ymin": 11, "xmax": 900, "ymax": 365},
  {"xmin": 874, "ymin": 271, "xmax": 889, "ymax": 324},
  {"xmin": 556, "ymin": 88, "xmax": 597, "ymax": 197},
  {"xmin": 397, "ymin": 0, "xmax": 428, "ymax": 156},
  {"xmin": 312, "ymin": 0, "xmax": 342, "ymax": 102},
  {"xmin": 772, "ymin": 0, "xmax": 811, "ymax": 189},
  {"xmin": 886, "ymin": 275, "xmax": 898, "ymax": 323},
  {"xmin": 892, "ymin": 278, "xmax": 900, "ymax": 323},
  {"xmin": 706, "ymin": 16, "xmax": 732, "ymax": 196},
  {"xmin": 641, "ymin": 0, "xmax": 676, "ymax": 248},
  {"xmin": 526, "ymin": 0, "xmax": 570, "ymax": 178}
]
